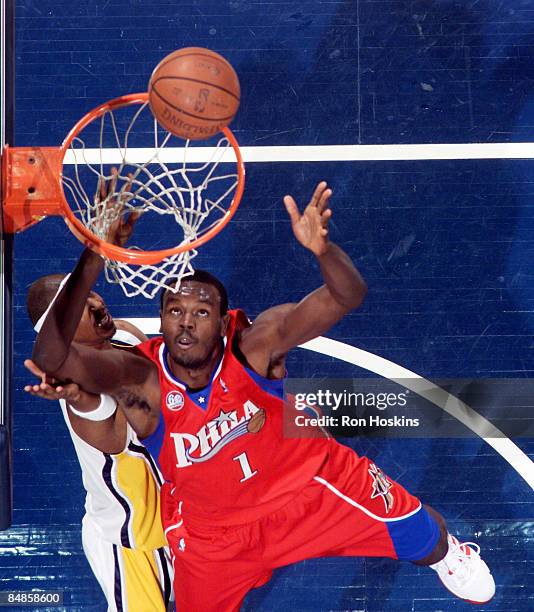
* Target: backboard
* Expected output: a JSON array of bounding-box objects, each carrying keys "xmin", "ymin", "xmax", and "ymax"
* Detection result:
[{"xmin": 0, "ymin": 0, "xmax": 15, "ymax": 530}]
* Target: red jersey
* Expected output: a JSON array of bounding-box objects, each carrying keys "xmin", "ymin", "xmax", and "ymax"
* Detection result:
[{"xmin": 137, "ymin": 309, "xmax": 332, "ymax": 526}]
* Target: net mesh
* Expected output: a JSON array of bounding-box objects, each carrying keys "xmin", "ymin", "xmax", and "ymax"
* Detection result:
[{"xmin": 61, "ymin": 100, "xmax": 240, "ymax": 299}]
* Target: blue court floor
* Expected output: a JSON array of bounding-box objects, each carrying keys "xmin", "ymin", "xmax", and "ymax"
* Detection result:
[{"xmin": 2, "ymin": 1, "xmax": 534, "ymax": 610}]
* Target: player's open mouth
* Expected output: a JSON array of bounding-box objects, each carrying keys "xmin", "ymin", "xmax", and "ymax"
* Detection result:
[
  {"xmin": 93, "ymin": 309, "xmax": 113, "ymax": 329},
  {"xmin": 177, "ymin": 335, "xmax": 196, "ymax": 349}
]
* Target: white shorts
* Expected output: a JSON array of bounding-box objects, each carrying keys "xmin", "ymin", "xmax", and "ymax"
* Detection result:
[{"xmin": 82, "ymin": 518, "xmax": 173, "ymax": 612}]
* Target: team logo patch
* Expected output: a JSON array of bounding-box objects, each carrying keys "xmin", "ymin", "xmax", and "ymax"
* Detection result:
[
  {"xmin": 171, "ymin": 401, "xmax": 263, "ymax": 467},
  {"xmin": 247, "ymin": 409, "xmax": 265, "ymax": 433},
  {"xmin": 368, "ymin": 463, "xmax": 394, "ymax": 514},
  {"xmin": 166, "ymin": 391, "xmax": 185, "ymax": 411}
]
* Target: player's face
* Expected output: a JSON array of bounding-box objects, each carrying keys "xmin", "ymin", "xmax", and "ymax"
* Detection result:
[
  {"xmin": 161, "ymin": 281, "xmax": 228, "ymax": 370},
  {"xmin": 74, "ymin": 291, "xmax": 116, "ymax": 343}
]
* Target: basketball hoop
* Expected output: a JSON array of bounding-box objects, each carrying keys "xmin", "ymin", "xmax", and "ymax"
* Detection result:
[{"xmin": 1, "ymin": 93, "xmax": 245, "ymax": 298}]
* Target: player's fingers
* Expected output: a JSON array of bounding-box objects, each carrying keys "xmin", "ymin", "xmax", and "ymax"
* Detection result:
[
  {"xmin": 109, "ymin": 167, "xmax": 119, "ymax": 195},
  {"xmin": 26, "ymin": 388, "xmax": 47, "ymax": 399},
  {"xmin": 24, "ymin": 359, "xmax": 55, "ymax": 386},
  {"xmin": 41, "ymin": 391, "xmax": 58, "ymax": 400},
  {"xmin": 317, "ymin": 188, "xmax": 332, "ymax": 213},
  {"xmin": 121, "ymin": 213, "xmax": 140, "ymax": 243},
  {"xmin": 24, "ymin": 358, "xmax": 45, "ymax": 378},
  {"xmin": 310, "ymin": 181, "xmax": 328, "ymax": 207},
  {"xmin": 123, "ymin": 174, "xmax": 132, "ymax": 194},
  {"xmin": 320, "ymin": 208, "xmax": 333, "ymax": 226},
  {"xmin": 98, "ymin": 175, "xmax": 106, "ymax": 201},
  {"xmin": 118, "ymin": 183, "xmax": 133, "ymax": 211},
  {"xmin": 125, "ymin": 210, "xmax": 141, "ymax": 229},
  {"xmin": 34, "ymin": 390, "xmax": 55, "ymax": 400},
  {"xmin": 123, "ymin": 172, "xmax": 134, "ymax": 195},
  {"xmin": 39, "ymin": 383, "xmax": 56, "ymax": 392},
  {"xmin": 283, "ymin": 196, "xmax": 301, "ymax": 225},
  {"xmin": 104, "ymin": 169, "xmax": 120, "ymax": 219}
]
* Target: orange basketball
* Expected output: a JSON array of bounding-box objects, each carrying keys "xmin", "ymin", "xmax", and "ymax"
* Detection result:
[{"xmin": 148, "ymin": 47, "xmax": 240, "ymax": 141}]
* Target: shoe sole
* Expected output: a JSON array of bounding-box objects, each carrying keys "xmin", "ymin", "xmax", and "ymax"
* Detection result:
[
  {"xmin": 467, "ymin": 597, "xmax": 495, "ymax": 605},
  {"xmin": 440, "ymin": 578, "xmax": 495, "ymax": 605}
]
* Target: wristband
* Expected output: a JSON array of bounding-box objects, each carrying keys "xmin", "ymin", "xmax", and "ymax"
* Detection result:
[{"xmin": 68, "ymin": 393, "xmax": 117, "ymax": 421}]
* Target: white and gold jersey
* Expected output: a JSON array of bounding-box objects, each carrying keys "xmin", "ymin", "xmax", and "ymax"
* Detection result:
[{"xmin": 59, "ymin": 328, "xmax": 167, "ymax": 551}]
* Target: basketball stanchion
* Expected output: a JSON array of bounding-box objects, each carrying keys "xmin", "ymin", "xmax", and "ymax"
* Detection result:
[{"xmin": 1, "ymin": 92, "xmax": 245, "ymax": 298}]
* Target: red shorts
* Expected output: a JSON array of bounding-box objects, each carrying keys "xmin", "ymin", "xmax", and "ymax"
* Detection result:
[{"xmin": 163, "ymin": 443, "xmax": 440, "ymax": 612}]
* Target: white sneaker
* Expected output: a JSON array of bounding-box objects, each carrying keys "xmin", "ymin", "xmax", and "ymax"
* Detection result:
[{"xmin": 430, "ymin": 534, "xmax": 495, "ymax": 604}]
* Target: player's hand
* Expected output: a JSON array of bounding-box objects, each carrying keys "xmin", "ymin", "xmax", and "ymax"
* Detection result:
[
  {"xmin": 96, "ymin": 168, "xmax": 140, "ymax": 247},
  {"xmin": 283, "ymin": 181, "xmax": 332, "ymax": 257},
  {"xmin": 23, "ymin": 358, "xmax": 82, "ymax": 402}
]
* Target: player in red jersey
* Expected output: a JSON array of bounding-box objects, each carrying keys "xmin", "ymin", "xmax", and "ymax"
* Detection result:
[{"xmin": 31, "ymin": 181, "xmax": 495, "ymax": 610}]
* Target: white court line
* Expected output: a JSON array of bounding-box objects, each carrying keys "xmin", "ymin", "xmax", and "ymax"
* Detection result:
[
  {"xmin": 302, "ymin": 336, "xmax": 534, "ymax": 492},
  {"xmin": 123, "ymin": 319, "xmax": 534, "ymax": 491},
  {"xmin": 64, "ymin": 142, "xmax": 534, "ymax": 165}
]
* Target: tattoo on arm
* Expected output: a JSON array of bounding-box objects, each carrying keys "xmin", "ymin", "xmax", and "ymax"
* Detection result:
[{"xmin": 115, "ymin": 390, "xmax": 152, "ymax": 413}]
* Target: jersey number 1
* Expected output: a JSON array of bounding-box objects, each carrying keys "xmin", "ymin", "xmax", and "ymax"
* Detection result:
[{"xmin": 233, "ymin": 452, "xmax": 257, "ymax": 482}]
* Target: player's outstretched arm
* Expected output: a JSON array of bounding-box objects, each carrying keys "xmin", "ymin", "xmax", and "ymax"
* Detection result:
[
  {"xmin": 30, "ymin": 250, "xmax": 160, "ymax": 430},
  {"xmin": 31, "ymin": 248, "xmax": 104, "ymax": 376},
  {"xmin": 241, "ymin": 181, "xmax": 367, "ymax": 373},
  {"xmin": 283, "ymin": 180, "xmax": 367, "ymax": 310},
  {"xmin": 30, "ymin": 256, "xmax": 161, "ymax": 437},
  {"xmin": 32, "ymin": 174, "xmax": 139, "ymax": 380}
]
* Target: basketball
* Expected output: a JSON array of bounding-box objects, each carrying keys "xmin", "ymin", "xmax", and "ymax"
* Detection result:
[{"xmin": 148, "ymin": 47, "xmax": 240, "ymax": 141}]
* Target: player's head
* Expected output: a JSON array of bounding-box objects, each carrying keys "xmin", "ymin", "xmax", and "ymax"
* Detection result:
[
  {"xmin": 159, "ymin": 270, "xmax": 229, "ymax": 370},
  {"xmin": 27, "ymin": 274, "xmax": 116, "ymax": 343},
  {"xmin": 159, "ymin": 270, "xmax": 228, "ymax": 315}
]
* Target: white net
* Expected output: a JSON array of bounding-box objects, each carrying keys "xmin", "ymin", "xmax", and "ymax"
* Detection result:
[{"xmin": 61, "ymin": 100, "xmax": 241, "ymax": 299}]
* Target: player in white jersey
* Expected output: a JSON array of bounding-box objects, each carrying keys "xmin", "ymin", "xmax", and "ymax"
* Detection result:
[{"xmin": 25, "ymin": 278, "xmax": 173, "ymax": 612}]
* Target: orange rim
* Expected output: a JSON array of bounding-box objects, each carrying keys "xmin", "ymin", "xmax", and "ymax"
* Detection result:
[{"xmin": 58, "ymin": 92, "xmax": 245, "ymax": 265}]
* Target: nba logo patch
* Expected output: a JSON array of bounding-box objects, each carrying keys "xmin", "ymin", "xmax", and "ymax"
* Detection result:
[{"xmin": 166, "ymin": 391, "xmax": 185, "ymax": 411}]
